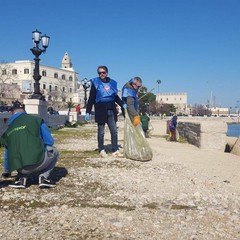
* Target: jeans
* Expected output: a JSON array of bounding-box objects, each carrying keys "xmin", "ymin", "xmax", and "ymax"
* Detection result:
[
  {"xmin": 98, "ymin": 110, "xmax": 118, "ymax": 152},
  {"xmin": 18, "ymin": 146, "xmax": 59, "ymax": 179}
]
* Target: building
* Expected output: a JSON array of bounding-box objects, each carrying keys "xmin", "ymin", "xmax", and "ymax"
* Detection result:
[
  {"xmin": 156, "ymin": 92, "xmax": 188, "ymax": 114},
  {"xmin": 209, "ymin": 107, "xmax": 229, "ymax": 116},
  {"xmin": 0, "ymin": 52, "xmax": 87, "ymax": 108}
]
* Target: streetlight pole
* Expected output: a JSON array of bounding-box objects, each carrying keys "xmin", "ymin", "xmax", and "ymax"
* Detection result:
[
  {"xmin": 30, "ymin": 29, "xmax": 50, "ymax": 100},
  {"xmin": 156, "ymin": 80, "xmax": 161, "ymax": 94},
  {"xmin": 81, "ymin": 78, "xmax": 91, "ymax": 107}
]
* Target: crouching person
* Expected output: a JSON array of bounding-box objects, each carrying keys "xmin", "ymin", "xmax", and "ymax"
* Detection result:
[{"xmin": 0, "ymin": 101, "xmax": 59, "ymax": 189}]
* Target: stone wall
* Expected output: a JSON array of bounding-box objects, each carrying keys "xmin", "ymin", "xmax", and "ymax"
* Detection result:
[
  {"xmin": 177, "ymin": 122, "xmax": 201, "ymax": 147},
  {"xmin": 146, "ymin": 117, "xmax": 229, "ymax": 152},
  {"xmin": 178, "ymin": 119, "xmax": 227, "ymax": 151}
]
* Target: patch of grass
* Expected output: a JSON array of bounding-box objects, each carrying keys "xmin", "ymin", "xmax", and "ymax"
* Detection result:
[
  {"xmin": 77, "ymin": 202, "xmax": 136, "ymax": 211},
  {"xmin": 171, "ymin": 204, "xmax": 197, "ymax": 210},
  {"xmin": 177, "ymin": 136, "xmax": 188, "ymax": 143},
  {"xmin": 143, "ymin": 202, "xmax": 158, "ymax": 209},
  {"xmin": 59, "ymin": 150, "xmax": 138, "ymax": 169}
]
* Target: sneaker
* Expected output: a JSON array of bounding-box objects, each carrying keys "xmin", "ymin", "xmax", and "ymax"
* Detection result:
[
  {"xmin": 9, "ymin": 177, "xmax": 27, "ymax": 189},
  {"xmin": 112, "ymin": 150, "xmax": 124, "ymax": 157},
  {"xmin": 99, "ymin": 150, "xmax": 108, "ymax": 158},
  {"xmin": 2, "ymin": 172, "xmax": 11, "ymax": 178},
  {"xmin": 39, "ymin": 176, "xmax": 56, "ymax": 188}
]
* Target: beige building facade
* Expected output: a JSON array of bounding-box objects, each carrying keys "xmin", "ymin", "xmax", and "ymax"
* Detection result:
[
  {"xmin": 0, "ymin": 52, "xmax": 87, "ymax": 107},
  {"xmin": 156, "ymin": 92, "xmax": 188, "ymax": 114}
]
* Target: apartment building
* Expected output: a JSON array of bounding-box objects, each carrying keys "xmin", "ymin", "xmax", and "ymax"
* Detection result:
[{"xmin": 0, "ymin": 52, "xmax": 85, "ymax": 105}]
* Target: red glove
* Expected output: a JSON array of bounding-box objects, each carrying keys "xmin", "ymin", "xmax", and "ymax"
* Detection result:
[{"xmin": 133, "ymin": 116, "xmax": 140, "ymax": 126}]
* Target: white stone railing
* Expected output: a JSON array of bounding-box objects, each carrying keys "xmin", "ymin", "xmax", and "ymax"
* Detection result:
[{"xmin": 0, "ymin": 112, "xmax": 68, "ymax": 136}]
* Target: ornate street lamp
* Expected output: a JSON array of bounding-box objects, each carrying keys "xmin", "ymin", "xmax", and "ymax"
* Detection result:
[
  {"xmin": 81, "ymin": 78, "xmax": 91, "ymax": 107},
  {"xmin": 30, "ymin": 29, "xmax": 50, "ymax": 100}
]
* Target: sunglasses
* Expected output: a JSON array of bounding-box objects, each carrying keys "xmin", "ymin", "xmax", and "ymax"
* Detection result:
[
  {"xmin": 133, "ymin": 82, "xmax": 142, "ymax": 88},
  {"xmin": 98, "ymin": 71, "xmax": 107, "ymax": 75}
]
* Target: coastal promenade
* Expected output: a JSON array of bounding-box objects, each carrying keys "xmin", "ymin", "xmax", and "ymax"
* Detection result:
[{"xmin": 0, "ymin": 120, "xmax": 240, "ymax": 239}]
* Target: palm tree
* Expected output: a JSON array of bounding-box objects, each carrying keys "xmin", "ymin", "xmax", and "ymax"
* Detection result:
[{"xmin": 156, "ymin": 80, "xmax": 161, "ymax": 94}]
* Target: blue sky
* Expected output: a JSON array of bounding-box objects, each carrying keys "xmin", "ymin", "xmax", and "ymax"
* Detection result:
[{"xmin": 1, "ymin": 0, "xmax": 239, "ymax": 108}]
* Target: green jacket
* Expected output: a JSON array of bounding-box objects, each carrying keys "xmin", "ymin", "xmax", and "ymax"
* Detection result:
[
  {"xmin": 140, "ymin": 114, "xmax": 150, "ymax": 130},
  {"xmin": 1, "ymin": 114, "xmax": 45, "ymax": 172}
]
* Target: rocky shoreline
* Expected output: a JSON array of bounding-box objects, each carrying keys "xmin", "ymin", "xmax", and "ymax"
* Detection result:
[{"xmin": 0, "ymin": 123, "xmax": 240, "ymax": 240}]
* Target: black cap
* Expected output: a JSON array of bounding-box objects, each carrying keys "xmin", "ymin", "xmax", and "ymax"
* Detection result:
[{"xmin": 10, "ymin": 101, "xmax": 25, "ymax": 111}]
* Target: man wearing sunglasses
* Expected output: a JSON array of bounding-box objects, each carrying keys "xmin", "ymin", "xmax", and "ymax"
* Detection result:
[
  {"xmin": 122, "ymin": 77, "xmax": 142, "ymax": 126},
  {"xmin": 85, "ymin": 66, "xmax": 124, "ymax": 157}
]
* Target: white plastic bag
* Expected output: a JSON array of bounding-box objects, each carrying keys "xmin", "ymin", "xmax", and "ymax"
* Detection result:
[{"xmin": 123, "ymin": 111, "xmax": 153, "ymax": 161}]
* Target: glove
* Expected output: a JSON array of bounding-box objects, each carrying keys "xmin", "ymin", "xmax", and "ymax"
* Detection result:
[
  {"xmin": 85, "ymin": 113, "xmax": 91, "ymax": 121},
  {"xmin": 133, "ymin": 116, "xmax": 140, "ymax": 126},
  {"xmin": 123, "ymin": 103, "xmax": 127, "ymax": 109}
]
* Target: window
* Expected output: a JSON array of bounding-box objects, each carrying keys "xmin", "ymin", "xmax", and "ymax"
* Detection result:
[
  {"xmin": 12, "ymin": 69, "xmax": 17, "ymax": 75},
  {"xmin": 54, "ymin": 73, "xmax": 58, "ymax": 79},
  {"xmin": 43, "ymin": 84, "xmax": 46, "ymax": 90},
  {"xmin": 62, "ymin": 74, "xmax": 65, "ymax": 80},
  {"xmin": 24, "ymin": 68, "xmax": 29, "ymax": 74},
  {"xmin": 69, "ymin": 88, "xmax": 72, "ymax": 93},
  {"xmin": 42, "ymin": 70, "xmax": 46, "ymax": 76},
  {"xmin": 55, "ymin": 86, "xmax": 58, "ymax": 91},
  {"xmin": 166, "ymin": 98, "xmax": 168, "ymax": 101},
  {"xmin": 49, "ymin": 85, "xmax": 52, "ymax": 92},
  {"xmin": 69, "ymin": 76, "xmax": 73, "ymax": 81},
  {"xmin": 2, "ymin": 69, "xmax": 6, "ymax": 75},
  {"xmin": 62, "ymin": 87, "xmax": 65, "ymax": 92}
]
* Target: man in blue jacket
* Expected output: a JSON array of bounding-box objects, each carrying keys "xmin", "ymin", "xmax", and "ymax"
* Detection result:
[
  {"xmin": 122, "ymin": 77, "xmax": 142, "ymax": 126},
  {"xmin": 1, "ymin": 101, "xmax": 58, "ymax": 189},
  {"xmin": 85, "ymin": 66, "xmax": 124, "ymax": 157}
]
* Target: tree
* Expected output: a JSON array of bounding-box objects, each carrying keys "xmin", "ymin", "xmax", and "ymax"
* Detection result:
[
  {"xmin": 150, "ymin": 101, "xmax": 176, "ymax": 116},
  {"xmin": 0, "ymin": 62, "xmax": 20, "ymax": 100},
  {"xmin": 138, "ymin": 86, "xmax": 156, "ymax": 111},
  {"xmin": 192, "ymin": 104, "xmax": 212, "ymax": 116}
]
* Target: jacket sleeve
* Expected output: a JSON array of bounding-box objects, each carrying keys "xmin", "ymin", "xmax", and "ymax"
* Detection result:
[
  {"xmin": 86, "ymin": 84, "xmax": 96, "ymax": 114},
  {"xmin": 116, "ymin": 95, "xmax": 125, "ymax": 118},
  {"xmin": 115, "ymin": 95, "xmax": 123, "ymax": 108},
  {"xmin": 126, "ymin": 96, "xmax": 138, "ymax": 117},
  {"xmin": 40, "ymin": 122, "xmax": 54, "ymax": 146}
]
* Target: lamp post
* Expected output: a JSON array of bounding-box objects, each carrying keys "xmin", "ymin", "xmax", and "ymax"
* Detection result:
[
  {"xmin": 156, "ymin": 80, "xmax": 161, "ymax": 94},
  {"xmin": 30, "ymin": 29, "xmax": 50, "ymax": 100},
  {"xmin": 81, "ymin": 78, "xmax": 91, "ymax": 107},
  {"xmin": 229, "ymin": 106, "xmax": 232, "ymax": 116}
]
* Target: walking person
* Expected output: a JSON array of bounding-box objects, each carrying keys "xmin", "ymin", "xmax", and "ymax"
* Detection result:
[
  {"xmin": 122, "ymin": 77, "xmax": 142, "ymax": 125},
  {"xmin": 85, "ymin": 66, "xmax": 124, "ymax": 157},
  {"xmin": 0, "ymin": 100, "xmax": 59, "ymax": 189}
]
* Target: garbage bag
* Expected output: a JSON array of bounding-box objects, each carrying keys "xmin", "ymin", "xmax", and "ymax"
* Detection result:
[{"xmin": 123, "ymin": 111, "xmax": 153, "ymax": 161}]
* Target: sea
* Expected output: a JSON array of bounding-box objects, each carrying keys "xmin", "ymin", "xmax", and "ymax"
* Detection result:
[{"xmin": 227, "ymin": 123, "xmax": 240, "ymax": 137}]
